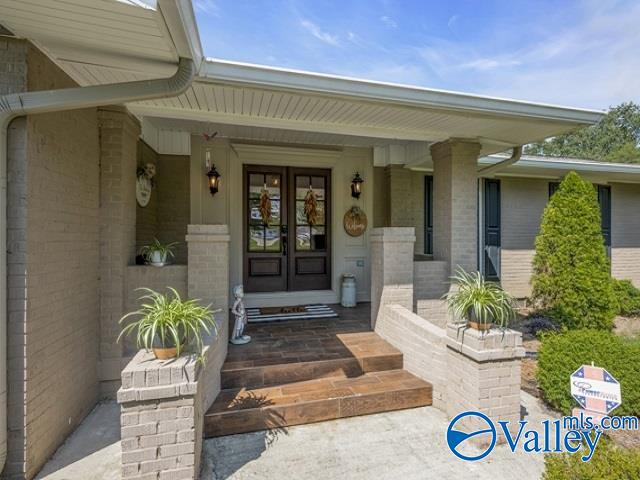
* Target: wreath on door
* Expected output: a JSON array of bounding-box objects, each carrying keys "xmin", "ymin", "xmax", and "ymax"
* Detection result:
[
  {"xmin": 259, "ymin": 187, "xmax": 272, "ymax": 225},
  {"xmin": 304, "ymin": 187, "xmax": 319, "ymax": 225}
]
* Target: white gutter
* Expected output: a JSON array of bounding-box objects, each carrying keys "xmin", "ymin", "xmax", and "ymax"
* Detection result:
[
  {"xmin": 0, "ymin": 55, "xmax": 196, "ymax": 472},
  {"xmin": 478, "ymin": 146, "xmax": 523, "ymax": 176}
]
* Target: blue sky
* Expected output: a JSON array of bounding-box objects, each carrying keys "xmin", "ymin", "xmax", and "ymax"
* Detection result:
[{"xmin": 193, "ymin": 0, "xmax": 640, "ymax": 111}]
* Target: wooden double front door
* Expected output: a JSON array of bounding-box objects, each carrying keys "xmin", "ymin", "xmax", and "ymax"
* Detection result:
[{"xmin": 243, "ymin": 165, "xmax": 331, "ymax": 293}]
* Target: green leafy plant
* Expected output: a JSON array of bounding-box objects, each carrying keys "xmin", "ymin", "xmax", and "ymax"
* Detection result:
[
  {"xmin": 443, "ymin": 267, "xmax": 516, "ymax": 329},
  {"xmin": 612, "ymin": 278, "xmax": 640, "ymax": 317},
  {"xmin": 537, "ymin": 329, "xmax": 640, "ymax": 416},
  {"xmin": 544, "ymin": 438, "xmax": 640, "ymax": 480},
  {"xmin": 118, "ymin": 288, "xmax": 218, "ymax": 361},
  {"xmin": 139, "ymin": 238, "xmax": 178, "ymax": 264},
  {"xmin": 531, "ymin": 171, "xmax": 616, "ymax": 330}
]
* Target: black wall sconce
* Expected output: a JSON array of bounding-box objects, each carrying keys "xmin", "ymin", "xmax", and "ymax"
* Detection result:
[
  {"xmin": 351, "ymin": 172, "xmax": 364, "ymax": 199},
  {"xmin": 205, "ymin": 149, "xmax": 221, "ymax": 196}
]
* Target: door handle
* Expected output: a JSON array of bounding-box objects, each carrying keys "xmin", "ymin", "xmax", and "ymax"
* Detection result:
[{"xmin": 281, "ymin": 225, "xmax": 288, "ymax": 256}]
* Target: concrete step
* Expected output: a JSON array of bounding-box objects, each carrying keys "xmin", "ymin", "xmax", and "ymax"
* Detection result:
[
  {"xmin": 205, "ymin": 369, "xmax": 433, "ymax": 437},
  {"xmin": 221, "ymin": 331, "xmax": 403, "ymax": 389}
]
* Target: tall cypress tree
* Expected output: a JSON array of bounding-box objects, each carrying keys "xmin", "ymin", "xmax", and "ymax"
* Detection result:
[{"xmin": 532, "ymin": 171, "xmax": 615, "ymax": 330}]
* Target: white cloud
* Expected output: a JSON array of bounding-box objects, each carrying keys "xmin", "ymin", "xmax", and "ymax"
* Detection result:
[
  {"xmin": 380, "ymin": 16, "xmax": 398, "ymax": 28},
  {"xmin": 458, "ymin": 58, "xmax": 522, "ymax": 71},
  {"xmin": 447, "ymin": 15, "xmax": 459, "ymax": 30},
  {"xmin": 194, "ymin": 0, "xmax": 219, "ymax": 16},
  {"xmin": 300, "ymin": 20, "xmax": 340, "ymax": 46}
]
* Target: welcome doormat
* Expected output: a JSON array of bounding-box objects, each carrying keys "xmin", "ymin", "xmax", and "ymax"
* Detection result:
[{"xmin": 247, "ymin": 304, "xmax": 338, "ymax": 323}]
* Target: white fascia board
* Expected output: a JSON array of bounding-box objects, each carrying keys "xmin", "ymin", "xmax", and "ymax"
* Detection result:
[
  {"xmin": 200, "ymin": 59, "xmax": 604, "ymax": 124},
  {"xmin": 158, "ymin": 0, "xmax": 203, "ymax": 64},
  {"xmin": 480, "ymin": 155, "xmax": 640, "ymax": 175}
]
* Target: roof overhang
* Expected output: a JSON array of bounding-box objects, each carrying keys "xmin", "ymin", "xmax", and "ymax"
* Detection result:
[
  {"xmin": 476, "ymin": 154, "xmax": 640, "ymax": 183},
  {"xmin": 1, "ymin": 0, "xmax": 605, "ymax": 158},
  {"xmin": 0, "ymin": 0, "xmax": 203, "ymax": 82},
  {"xmin": 130, "ymin": 58, "xmax": 605, "ymax": 157}
]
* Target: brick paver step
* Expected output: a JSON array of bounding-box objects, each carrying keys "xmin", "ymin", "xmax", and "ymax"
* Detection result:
[
  {"xmin": 221, "ymin": 331, "xmax": 403, "ymax": 389},
  {"xmin": 205, "ymin": 369, "xmax": 433, "ymax": 437}
]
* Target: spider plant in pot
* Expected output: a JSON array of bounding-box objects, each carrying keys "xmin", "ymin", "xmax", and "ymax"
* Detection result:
[
  {"xmin": 443, "ymin": 268, "xmax": 516, "ymax": 331},
  {"xmin": 118, "ymin": 287, "xmax": 218, "ymax": 361},
  {"xmin": 139, "ymin": 238, "xmax": 178, "ymax": 266}
]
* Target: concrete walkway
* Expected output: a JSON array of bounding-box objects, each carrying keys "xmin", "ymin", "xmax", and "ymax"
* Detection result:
[
  {"xmin": 35, "ymin": 392, "xmax": 554, "ymax": 479},
  {"xmin": 201, "ymin": 392, "xmax": 552, "ymax": 480},
  {"xmin": 35, "ymin": 402, "xmax": 121, "ymax": 480}
]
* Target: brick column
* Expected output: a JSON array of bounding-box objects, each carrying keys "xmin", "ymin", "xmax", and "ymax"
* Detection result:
[
  {"xmin": 186, "ymin": 224, "xmax": 230, "ymax": 409},
  {"xmin": 431, "ymin": 139, "xmax": 481, "ymax": 275},
  {"xmin": 118, "ymin": 351, "xmax": 204, "ymax": 480},
  {"xmin": 98, "ymin": 107, "xmax": 141, "ymax": 397},
  {"xmin": 370, "ymin": 227, "xmax": 415, "ymax": 327},
  {"xmin": 445, "ymin": 325, "xmax": 525, "ymax": 444},
  {"xmin": 385, "ymin": 165, "xmax": 414, "ymax": 226}
]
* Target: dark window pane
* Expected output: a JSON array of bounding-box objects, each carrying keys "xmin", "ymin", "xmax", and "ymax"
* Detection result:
[
  {"xmin": 296, "ymin": 226, "xmax": 311, "ymax": 250},
  {"xmin": 296, "ymin": 175, "xmax": 311, "ymax": 200},
  {"xmin": 264, "ymin": 227, "xmax": 281, "ymax": 251},
  {"xmin": 249, "ymin": 173, "xmax": 264, "ymax": 199},
  {"xmin": 266, "ymin": 174, "xmax": 281, "ymax": 199},
  {"xmin": 311, "ymin": 226, "xmax": 326, "ymax": 250},
  {"xmin": 249, "ymin": 199, "xmax": 262, "ymax": 224},
  {"xmin": 311, "ymin": 176, "xmax": 325, "ymax": 200},
  {"xmin": 249, "ymin": 225, "xmax": 264, "ymax": 251},
  {"xmin": 296, "ymin": 201, "xmax": 308, "ymax": 225}
]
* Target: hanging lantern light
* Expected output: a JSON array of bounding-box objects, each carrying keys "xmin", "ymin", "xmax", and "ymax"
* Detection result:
[
  {"xmin": 205, "ymin": 149, "xmax": 221, "ymax": 196},
  {"xmin": 351, "ymin": 172, "xmax": 364, "ymax": 199}
]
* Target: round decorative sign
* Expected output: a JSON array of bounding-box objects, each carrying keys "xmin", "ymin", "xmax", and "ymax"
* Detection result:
[
  {"xmin": 136, "ymin": 175, "xmax": 152, "ymax": 207},
  {"xmin": 343, "ymin": 206, "xmax": 368, "ymax": 237},
  {"xmin": 136, "ymin": 163, "xmax": 156, "ymax": 207}
]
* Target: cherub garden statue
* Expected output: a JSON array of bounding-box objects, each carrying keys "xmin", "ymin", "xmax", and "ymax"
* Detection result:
[{"xmin": 230, "ymin": 284, "xmax": 251, "ymax": 345}]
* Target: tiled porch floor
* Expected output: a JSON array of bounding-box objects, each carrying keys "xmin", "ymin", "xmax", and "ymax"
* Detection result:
[
  {"xmin": 224, "ymin": 303, "xmax": 397, "ymax": 372},
  {"xmin": 206, "ymin": 303, "xmax": 433, "ymax": 437}
]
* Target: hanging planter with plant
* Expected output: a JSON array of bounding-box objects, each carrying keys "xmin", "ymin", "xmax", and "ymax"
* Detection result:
[
  {"xmin": 118, "ymin": 287, "xmax": 218, "ymax": 361},
  {"xmin": 443, "ymin": 267, "xmax": 516, "ymax": 331}
]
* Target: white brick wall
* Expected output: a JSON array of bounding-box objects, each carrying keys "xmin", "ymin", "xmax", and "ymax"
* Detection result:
[
  {"xmin": 6, "ymin": 39, "xmax": 101, "ymax": 479},
  {"xmin": 611, "ymin": 183, "xmax": 640, "ymax": 286},
  {"xmin": 98, "ymin": 107, "xmax": 141, "ymax": 398},
  {"xmin": 499, "ymin": 177, "xmax": 548, "ymax": 298}
]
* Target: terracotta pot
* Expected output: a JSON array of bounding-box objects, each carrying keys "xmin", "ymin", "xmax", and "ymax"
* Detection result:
[
  {"xmin": 467, "ymin": 320, "xmax": 493, "ymax": 331},
  {"xmin": 152, "ymin": 346, "xmax": 179, "ymax": 360}
]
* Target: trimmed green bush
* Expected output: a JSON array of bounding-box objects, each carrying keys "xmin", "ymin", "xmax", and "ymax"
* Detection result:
[
  {"xmin": 537, "ymin": 329, "xmax": 640, "ymax": 416},
  {"xmin": 613, "ymin": 278, "xmax": 640, "ymax": 316},
  {"xmin": 532, "ymin": 171, "xmax": 616, "ymax": 330},
  {"xmin": 543, "ymin": 439, "xmax": 640, "ymax": 480}
]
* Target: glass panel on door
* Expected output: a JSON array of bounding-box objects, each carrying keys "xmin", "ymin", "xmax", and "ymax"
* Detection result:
[{"xmin": 247, "ymin": 172, "xmax": 282, "ymax": 252}]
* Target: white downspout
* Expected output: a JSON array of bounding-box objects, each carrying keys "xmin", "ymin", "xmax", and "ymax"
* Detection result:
[
  {"xmin": 477, "ymin": 145, "xmax": 523, "ymax": 176},
  {"xmin": 0, "ymin": 56, "xmax": 196, "ymax": 472}
]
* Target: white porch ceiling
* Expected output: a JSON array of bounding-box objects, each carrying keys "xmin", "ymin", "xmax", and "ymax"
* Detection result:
[{"xmin": 0, "ymin": 0, "xmax": 201, "ymax": 82}]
